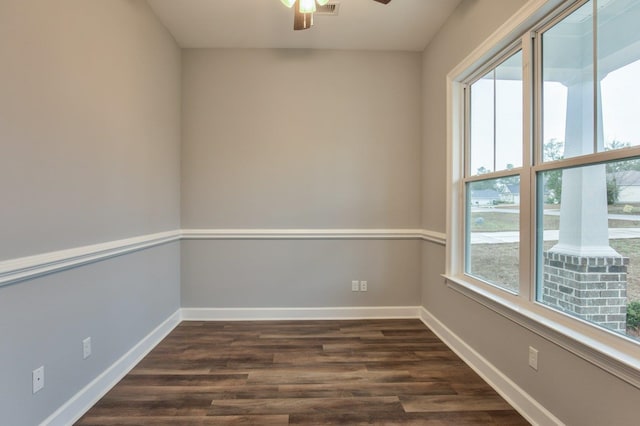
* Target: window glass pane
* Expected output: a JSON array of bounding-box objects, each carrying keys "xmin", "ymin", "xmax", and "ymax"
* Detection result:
[
  {"xmin": 466, "ymin": 176, "xmax": 520, "ymax": 293},
  {"xmin": 542, "ymin": 83, "xmax": 567, "ymax": 162},
  {"xmin": 537, "ymin": 158, "xmax": 640, "ymax": 341},
  {"xmin": 542, "ymin": 1, "xmax": 594, "ymax": 161},
  {"xmin": 470, "ymin": 51, "xmax": 523, "ymax": 175},
  {"xmin": 598, "ymin": 0, "xmax": 640, "ymax": 152},
  {"xmin": 496, "ymin": 51, "xmax": 523, "ymax": 171},
  {"xmin": 470, "ymin": 71, "xmax": 495, "ymax": 175}
]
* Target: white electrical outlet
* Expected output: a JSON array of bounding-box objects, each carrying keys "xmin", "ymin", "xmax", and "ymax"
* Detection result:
[
  {"xmin": 351, "ymin": 280, "xmax": 360, "ymax": 291},
  {"xmin": 83, "ymin": 337, "xmax": 92, "ymax": 359},
  {"xmin": 528, "ymin": 346, "xmax": 539, "ymax": 371},
  {"xmin": 360, "ymin": 281, "xmax": 368, "ymax": 292},
  {"xmin": 33, "ymin": 366, "xmax": 44, "ymax": 394}
]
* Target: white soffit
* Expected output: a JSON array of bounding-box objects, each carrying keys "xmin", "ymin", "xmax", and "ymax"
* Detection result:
[{"xmin": 146, "ymin": 0, "xmax": 462, "ymax": 51}]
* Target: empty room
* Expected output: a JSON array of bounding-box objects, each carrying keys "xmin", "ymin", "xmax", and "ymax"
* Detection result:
[{"xmin": 1, "ymin": 0, "xmax": 639, "ymax": 424}]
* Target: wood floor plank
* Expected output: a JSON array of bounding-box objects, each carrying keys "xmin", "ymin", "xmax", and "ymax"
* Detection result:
[
  {"xmin": 76, "ymin": 415, "xmax": 289, "ymax": 425},
  {"xmin": 277, "ymin": 381, "xmax": 457, "ymax": 398},
  {"xmin": 76, "ymin": 319, "xmax": 529, "ymax": 425},
  {"xmin": 400, "ymin": 395, "xmax": 516, "ymax": 413},
  {"xmin": 82, "ymin": 400, "xmax": 211, "ymax": 417},
  {"xmin": 247, "ymin": 367, "xmax": 424, "ymax": 385},
  {"xmin": 273, "ymin": 350, "xmax": 426, "ymax": 364},
  {"xmin": 289, "ymin": 411, "xmax": 528, "ymax": 425},
  {"xmin": 117, "ymin": 373, "xmax": 248, "ymax": 387},
  {"xmin": 322, "ymin": 341, "xmax": 450, "ymax": 352},
  {"xmin": 209, "ymin": 396, "xmax": 403, "ymax": 416}
]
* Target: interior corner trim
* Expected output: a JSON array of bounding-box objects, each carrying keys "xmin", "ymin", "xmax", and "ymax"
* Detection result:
[
  {"xmin": 419, "ymin": 229, "xmax": 447, "ymax": 245},
  {"xmin": 0, "ymin": 230, "xmax": 181, "ymax": 288}
]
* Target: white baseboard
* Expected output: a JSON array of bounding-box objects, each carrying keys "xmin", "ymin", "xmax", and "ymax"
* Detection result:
[
  {"xmin": 41, "ymin": 310, "xmax": 182, "ymax": 426},
  {"xmin": 419, "ymin": 307, "xmax": 563, "ymax": 426},
  {"xmin": 181, "ymin": 306, "xmax": 421, "ymax": 321}
]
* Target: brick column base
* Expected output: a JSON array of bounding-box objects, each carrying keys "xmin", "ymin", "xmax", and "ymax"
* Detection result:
[{"xmin": 542, "ymin": 251, "xmax": 628, "ymax": 333}]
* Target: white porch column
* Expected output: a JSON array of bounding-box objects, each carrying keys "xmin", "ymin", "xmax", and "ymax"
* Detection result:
[{"xmin": 550, "ymin": 79, "xmax": 619, "ymax": 257}]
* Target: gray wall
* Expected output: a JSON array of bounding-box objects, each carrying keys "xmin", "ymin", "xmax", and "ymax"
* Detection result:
[
  {"xmin": 0, "ymin": 244, "xmax": 180, "ymax": 426},
  {"xmin": 0, "ymin": 1, "xmax": 182, "ymax": 424},
  {"xmin": 0, "ymin": 0, "xmax": 181, "ymax": 260},
  {"xmin": 182, "ymin": 239, "xmax": 420, "ymax": 308},
  {"xmin": 421, "ymin": 1, "xmax": 640, "ymax": 424},
  {"xmin": 180, "ymin": 49, "xmax": 422, "ymax": 308},
  {"xmin": 181, "ymin": 48, "xmax": 422, "ymax": 229}
]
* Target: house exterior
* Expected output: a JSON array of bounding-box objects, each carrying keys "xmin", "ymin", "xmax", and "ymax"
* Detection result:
[
  {"xmin": 612, "ymin": 170, "xmax": 640, "ymax": 203},
  {"xmin": 470, "ymin": 189, "xmax": 501, "ymax": 206},
  {"xmin": 502, "ymin": 183, "xmax": 521, "ymax": 204}
]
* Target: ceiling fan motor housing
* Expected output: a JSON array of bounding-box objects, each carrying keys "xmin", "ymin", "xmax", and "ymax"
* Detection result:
[{"xmin": 287, "ymin": 0, "xmax": 392, "ymax": 31}]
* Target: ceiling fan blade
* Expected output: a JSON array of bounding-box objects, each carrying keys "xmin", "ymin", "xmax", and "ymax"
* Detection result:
[
  {"xmin": 293, "ymin": 0, "xmax": 313, "ymax": 30},
  {"xmin": 372, "ymin": 0, "xmax": 392, "ymax": 4}
]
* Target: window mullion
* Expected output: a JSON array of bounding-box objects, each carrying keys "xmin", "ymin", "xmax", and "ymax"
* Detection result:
[
  {"xmin": 521, "ymin": 33, "xmax": 535, "ymax": 302},
  {"xmin": 464, "ymin": 84, "xmax": 471, "ymax": 179},
  {"xmin": 531, "ymin": 27, "xmax": 544, "ymax": 303},
  {"xmin": 493, "ymin": 69, "xmax": 497, "ymax": 173},
  {"xmin": 592, "ymin": 0, "xmax": 598, "ymax": 155}
]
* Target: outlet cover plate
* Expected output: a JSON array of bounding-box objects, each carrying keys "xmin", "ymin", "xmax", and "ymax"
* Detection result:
[
  {"xmin": 33, "ymin": 366, "xmax": 44, "ymax": 394},
  {"xmin": 528, "ymin": 346, "xmax": 538, "ymax": 371},
  {"xmin": 83, "ymin": 337, "xmax": 92, "ymax": 359}
]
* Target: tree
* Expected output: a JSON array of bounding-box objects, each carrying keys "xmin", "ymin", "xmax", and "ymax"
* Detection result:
[
  {"xmin": 607, "ymin": 175, "xmax": 620, "ymax": 205},
  {"xmin": 604, "ymin": 141, "xmax": 640, "ymax": 204},
  {"xmin": 542, "ymin": 140, "xmax": 637, "ymax": 205},
  {"xmin": 544, "ymin": 139, "xmax": 564, "ymax": 204},
  {"xmin": 605, "ymin": 141, "xmax": 640, "ymax": 172},
  {"xmin": 500, "ymin": 163, "xmax": 520, "ymax": 186},
  {"xmin": 472, "ymin": 166, "xmax": 497, "ymax": 190},
  {"xmin": 545, "ymin": 169, "xmax": 562, "ymax": 204}
]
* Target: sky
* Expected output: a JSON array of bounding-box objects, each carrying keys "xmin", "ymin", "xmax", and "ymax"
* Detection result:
[
  {"xmin": 469, "ymin": 54, "xmax": 640, "ymax": 175},
  {"xmin": 601, "ymin": 59, "xmax": 640, "ymax": 146}
]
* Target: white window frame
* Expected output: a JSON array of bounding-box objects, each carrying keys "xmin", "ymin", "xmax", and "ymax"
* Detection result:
[
  {"xmin": 463, "ymin": 43, "xmax": 527, "ymax": 295},
  {"xmin": 445, "ymin": 0, "xmax": 640, "ymax": 389}
]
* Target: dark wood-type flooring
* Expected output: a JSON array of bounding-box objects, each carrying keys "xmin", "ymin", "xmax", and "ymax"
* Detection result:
[{"xmin": 77, "ymin": 319, "xmax": 529, "ymax": 425}]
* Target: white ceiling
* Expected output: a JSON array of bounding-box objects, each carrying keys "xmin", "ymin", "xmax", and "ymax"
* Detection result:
[{"xmin": 146, "ymin": 0, "xmax": 462, "ymax": 51}]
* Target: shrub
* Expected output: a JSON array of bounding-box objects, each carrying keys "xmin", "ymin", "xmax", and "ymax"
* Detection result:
[{"xmin": 628, "ymin": 301, "xmax": 640, "ymax": 330}]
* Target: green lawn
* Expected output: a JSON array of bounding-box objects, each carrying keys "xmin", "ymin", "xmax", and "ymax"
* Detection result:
[
  {"xmin": 468, "ymin": 203, "xmax": 640, "ymax": 337},
  {"xmin": 470, "ymin": 204, "xmax": 640, "ymax": 232}
]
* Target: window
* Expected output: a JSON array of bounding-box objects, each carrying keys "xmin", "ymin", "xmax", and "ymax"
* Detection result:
[
  {"xmin": 465, "ymin": 50, "xmax": 523, "ymax": 294},
  {"xmin": 535, "ymin": 0, "xmax": 640, "ymax": 340},
  {"xmin": 449, "ymin": 0, "xmax": 640, "ymax": 385}
]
